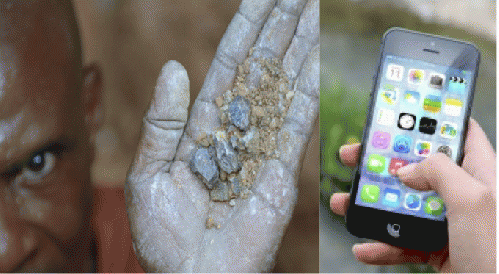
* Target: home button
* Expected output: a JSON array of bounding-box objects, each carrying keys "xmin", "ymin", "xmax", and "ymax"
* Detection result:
[{"xmin": 387, "ymin": 223, "xmax": 401, "ymax": 238}]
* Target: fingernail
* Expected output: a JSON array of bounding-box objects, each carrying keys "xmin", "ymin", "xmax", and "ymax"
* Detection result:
[
  {"xmin": 352, "ymin": 243, "xmax": 364, "ymax": 258},
  {"xmin": 329, "ymin": 194, "xmax": 335, "ymax": 209},
  {"xmin": 397, "ymin": 163, "xmax": 415, "ymax": 177}
]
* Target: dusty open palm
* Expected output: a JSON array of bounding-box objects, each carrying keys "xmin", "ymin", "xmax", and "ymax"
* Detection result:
[{"xmin": 124, "ymin": 0, "xmax": 319, "ymax": 272}]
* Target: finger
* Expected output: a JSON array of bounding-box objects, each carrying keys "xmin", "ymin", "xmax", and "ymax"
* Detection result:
[
  {"xmin": 330, "ymin": 193, "xmax": 350, "ymax": 216},
  {"xmin": 397, "ymin": 153, "xmax": 487, "ymax": 208},
  {"xmin": 352, "ymin": 242, "xmax": 448, "ymax": 269},
  {"xmin": 277, "ymin": 43, "xmax": 319, "ymax": 176},
  {"xmin": 339, "ymin": 143, "xmax": 360, "ymax": 167},
  {"xmin": 283, "ymin": 0, "xmax": 319, "ymax": 83},
  {"xmin": 245, "ymin": 0, "xmax": 308, "ymax": 89},
  {"xmin": 128, "ymin": 60, "xmax": 190, "ymax": 177},
  {"xmin": 175, "ymin": 0, "xmax": 278, "ymax": 162},
  {"xmin": 462, "ymin": 118, "xmax": 496, "ymax": 187}
]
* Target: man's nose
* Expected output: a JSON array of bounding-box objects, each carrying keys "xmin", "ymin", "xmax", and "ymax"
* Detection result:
[{"xmin": 0, "ymin": 203, "xmax": 37, "ymax": 272}]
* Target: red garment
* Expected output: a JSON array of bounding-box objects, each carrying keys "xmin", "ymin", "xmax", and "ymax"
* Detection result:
[{"xmin": 93, "ymin": 187, "xmax": 144, "ymax": 273}]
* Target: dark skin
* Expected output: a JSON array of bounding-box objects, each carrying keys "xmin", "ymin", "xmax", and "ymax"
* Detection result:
[{"xmin": 0, "ymin": 1, "xmax": 102, "ymax": 272}]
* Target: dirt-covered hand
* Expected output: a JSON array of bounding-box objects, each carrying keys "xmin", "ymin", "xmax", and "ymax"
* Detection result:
[{"xmin": 124, "ymin": 0, "xmax": 318, "ymax": 272}]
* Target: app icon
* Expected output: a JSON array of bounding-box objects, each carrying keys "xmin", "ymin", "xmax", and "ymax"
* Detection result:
[
  {"xmin": 444, "ymin": 98, "xmax": 463, "ymax": 116},
  {"xmin": 393, "ymin": 135, "xmax": 412, "ymax": 154},
  {"xmin": 397, "ymin": 113, "xmax": 416, "ymax": 130},
  {"xmin": 372, "ymin": 131, "xmax": 391, "ymax": 149},
  {"xmin": 382, "ymin": 188, "xmax": 401, "ymax": 208},
  {"xmin": 389, "ymin": 158, "xmax": 409, "ymax": 175},
  {"xmin": 361, "ymin": 185, "xmax": 380, "ymax": 203},
  {"xmin": 419, "ymin": 117, "xmax": 437, "ymax": 135},
  {"xmin": 424, "ymin": 196, "xmax": 444, "ymax": 216},
  {"xmin": 407, "ymin": 69, "xmax": 425, "ymax": 85},
  {"xmin": 449, "ymin": 76, "xmax": 466, "ymax": 94},
  {"xmin": 437, "ymin": 145, "xmax": 452, "ymax": 158},
  {"xmin": 415, "ymin": 140, "xmax": 432, "ymax": 157},
  {"xmin": 423, "ymin": 94, "xmax": 442, "ymax": 113},
  {"xmin": 440, "ymin": 122, "xmax": 458, "ymax": 139},
  {"xmin": 428, "ymin": 73, "xmax": 445, "ymax": 89},
  {"xmin": 403, "ymin": 90, "xmax": 420, "ymax": 105},
  {"xmin": 367, "ymin": 154, "xmax": 386, "ymax": 174},
  {"xmin": 380, "ymin": 84, "xmax": 399, "ymax": 105},
  {"xmin": 404, "ymin": 193, "xmax": 421, "ymax": 210},
  {"xmin": 377, "ymin": 108, "xmax": 395, "ymax": 126},
  {"xmin": 386, "ymin": 64, "xmax": 404, "ymax": 82}
]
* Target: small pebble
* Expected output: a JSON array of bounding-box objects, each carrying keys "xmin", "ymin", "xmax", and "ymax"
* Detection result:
[
  {"xmin": 190, "ymin": 147, "xmax": 219, "ymax": 189},
  {"xmin": 210, "ymin": 181, "xmax": 231, "ymax": 202},
  {"xmin": 228, "ymin": 95, "xmax": 251, "ymax": 131},
  {"xmin": 214, "ymin": 131, "xmax": 241, "ymax": 174}
]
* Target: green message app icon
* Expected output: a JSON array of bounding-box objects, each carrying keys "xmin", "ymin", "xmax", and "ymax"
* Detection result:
[
  {"xmin": 361, "ymin": 185, "xmax": 380, "ymax": 203},
  {"xmin": 367, "ymin": 154, "xmax": 386, "ymax": 174},
  {"xmin": 424, "ymin": 196, "xmax": 444, "ymax": 216}
]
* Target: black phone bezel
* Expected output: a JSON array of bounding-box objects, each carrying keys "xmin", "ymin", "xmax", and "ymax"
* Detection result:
[{"xmin": 346, "ymin": 27, "xmax": 480, "ymax": 251}]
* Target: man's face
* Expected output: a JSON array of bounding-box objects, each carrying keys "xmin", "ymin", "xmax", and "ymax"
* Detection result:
[{"xmin": 0, "ymin": 2, "xmax": 98, "ymax": 272}]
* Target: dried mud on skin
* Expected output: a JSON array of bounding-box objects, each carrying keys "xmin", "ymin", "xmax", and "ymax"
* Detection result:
[{"xmin": 190, "ymin": 54, "xmax": 294, "ymax": 228}]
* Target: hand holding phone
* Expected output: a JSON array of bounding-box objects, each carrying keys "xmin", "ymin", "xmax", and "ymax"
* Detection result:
[{"xmin": 330, "ymin": 118, "xmax": 496, "ymax": 273}]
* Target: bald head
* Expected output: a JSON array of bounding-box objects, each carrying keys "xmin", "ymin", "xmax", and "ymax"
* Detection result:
[{"xmin": 0, "ymin": 0, "xmax": 82, "ymax": 68}]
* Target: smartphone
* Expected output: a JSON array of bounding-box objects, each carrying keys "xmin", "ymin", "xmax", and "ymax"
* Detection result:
[{"xmin": 346, "ymin": 28, "xmax": 480, "ymax": 251}]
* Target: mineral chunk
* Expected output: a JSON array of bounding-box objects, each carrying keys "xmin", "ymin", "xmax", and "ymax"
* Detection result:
[
  {"xmin": 214, "ymin": 131, "xmax": 241, "ymax": 174},
  {"xmin": 190, "ymin": 147, "xmax": 219, "ymax": 189},
  {"xmin": 229, "ymin": 176, "xmax": 241, "ymax": 197},
  {"xmin": 228, "ymin": 95, "xmax": 250, "ymax": 131},
  {"xmin": 210, "ymin": 181, "xmax": 231, "ymax": 202}
]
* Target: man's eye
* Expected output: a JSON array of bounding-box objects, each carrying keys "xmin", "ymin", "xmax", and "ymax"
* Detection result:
[{"xmin": 23, "ymin": 151, "xmax": 56, "ymax": 183}]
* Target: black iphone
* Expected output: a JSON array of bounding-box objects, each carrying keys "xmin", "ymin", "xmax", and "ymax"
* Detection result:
[{"xmin": 346, "ymin": 28, "xmax": 480, "ymax": 251}]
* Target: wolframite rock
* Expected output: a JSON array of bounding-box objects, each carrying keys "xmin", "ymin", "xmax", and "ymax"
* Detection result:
[
  {"xmin": 214, "ymin": 131, "xmax": 241, "ymax": 174},
  {"xmin": 228, "ymin": 95, "xmax": 250, "ymax": 131},
  {"xmin": 210, "ymin": 181, "xmax": 231, "ymax": 202},
  {"xmin": 190, "ymin": 147, "xmax": 219, "ymax": 189}
]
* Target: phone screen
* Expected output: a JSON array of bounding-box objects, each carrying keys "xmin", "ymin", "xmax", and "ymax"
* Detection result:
[{"xmin": 355, "ymin": 54, "xmax": 474, "ymax": 221}]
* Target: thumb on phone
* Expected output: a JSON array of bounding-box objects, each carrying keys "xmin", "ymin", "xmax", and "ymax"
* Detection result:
[{"xmin": 396, "ymin": 153, "xmax": 489, "ymax": 211}]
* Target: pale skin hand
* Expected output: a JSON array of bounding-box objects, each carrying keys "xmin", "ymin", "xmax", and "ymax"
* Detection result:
[
  {"xmin": 124, "ymin": 0, "xmax": 318, "ymax": 272},
  {"xmin": 330, "ymin": 119, "xmax": 496, "ymax": 273}
]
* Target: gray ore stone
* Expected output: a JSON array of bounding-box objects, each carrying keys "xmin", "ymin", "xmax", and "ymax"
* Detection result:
[
  {"xmin": 210, "ymin": 181, "xmax": 231, "ymax": 202},
  {"xmin": 228, "ymin": 95, "xmax": 250, "ymax": 131},
  {"xmin": 229, "ymin": 176, "xmax": 241, "ymax": 197},
  {"xmin": 190, "ymin": 147, "xmax": 219, "ymax": 189},
  {"xmin": 214, "ymin": 133, "xmax": 242, "ymax": 174}
]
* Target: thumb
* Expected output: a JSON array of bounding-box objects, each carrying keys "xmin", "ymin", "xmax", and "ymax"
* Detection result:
[
  {"xmin": 396, "ymin": 153, "xmax": 487, "ymax": 210},
  {"xmin": 129, "ymin": 60, "xmax": 190, "ymax": 178}
]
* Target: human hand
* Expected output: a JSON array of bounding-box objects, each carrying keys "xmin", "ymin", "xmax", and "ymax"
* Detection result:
[
  {"xmin": 124, "ymin": 0, "xmax": 318, "ymax": 272},
  {"xmin": 330, "ymin": 119, "xmax": 496, "ymax": 273}
]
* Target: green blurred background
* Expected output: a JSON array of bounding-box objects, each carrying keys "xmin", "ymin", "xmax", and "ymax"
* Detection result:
[{"xmin": 320, "ymin": 0, "xmax": 496, "ymax": 272}]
